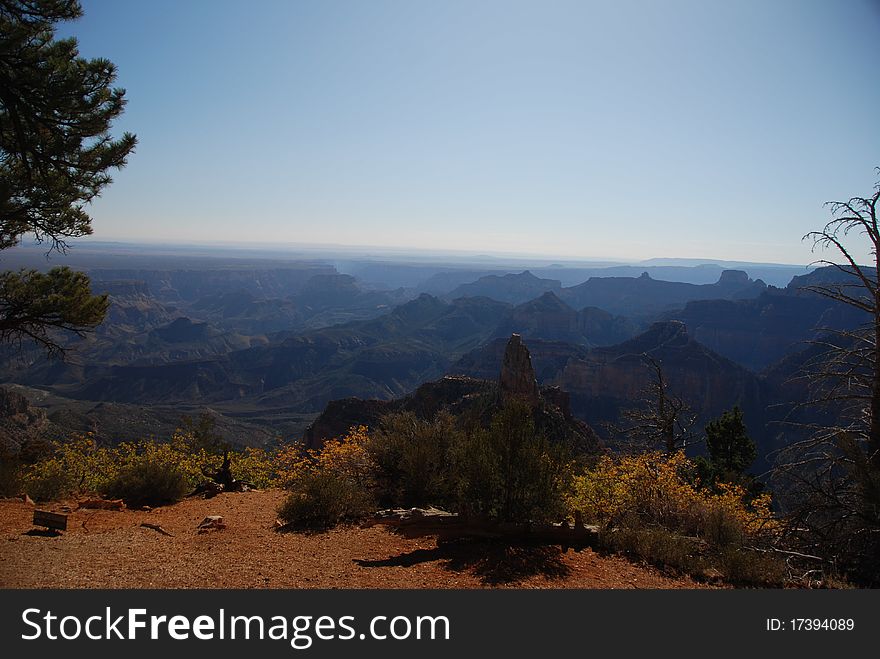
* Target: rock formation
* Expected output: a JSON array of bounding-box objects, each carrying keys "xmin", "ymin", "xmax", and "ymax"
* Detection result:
[
  {"xmin": 303, "ymin": 343, "xmax": 600, "ymax": 454},
  {"xmin": 499, "ymin": 334, "xmax": 540, "ymax": 407},
  {"xmin": 0, "ymin": 386, "xmax": 56, "ymax": 452}
]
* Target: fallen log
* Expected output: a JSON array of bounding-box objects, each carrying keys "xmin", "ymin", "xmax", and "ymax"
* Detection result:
[
  {"xmin": 79, "ymin": 498, "xmax": 125, "ymax": 511},
  {"xmin": 365, "ymin": 508, "xmax": 599, "ymax": 547}
]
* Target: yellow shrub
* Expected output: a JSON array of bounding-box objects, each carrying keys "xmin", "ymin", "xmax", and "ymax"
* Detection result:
[
  {"xmin": 23, "ymin": 434, "xmax": 213, "ymax": 502},
  {"xmin": 22, "ymin": 435, "xmax": 117, "ymax": 501},
  {"xmin": 102, "ymin": 440, "xmax": 201, "ymax": 506},
  {"xmin": 568, "ymin": 451, "xmax": 777, "ymax": 547},
  {"xmin": 230, "ymin": 447, "xmax": 277, "ymax": 488},
  {"xmin": 275, "ymin": 426, "xmax": 374, "ymax": 488},
  {"xmin": 276, "ymin": 427, "xmax": 376, "ymax": 529}
]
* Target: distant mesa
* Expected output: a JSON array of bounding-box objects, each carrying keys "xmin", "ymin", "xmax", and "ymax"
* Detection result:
[
  {"xmin": 558, "ymin": 268, "xmax": 766, "ymax": 317},
  {"xmin": 718, "ymin": 269, "xmax": 750, "ymax": 285}
]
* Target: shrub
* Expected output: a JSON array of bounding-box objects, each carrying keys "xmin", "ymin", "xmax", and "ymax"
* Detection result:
[
  {"xmin": 17, "ymin": 431, "xmax": 284, "ymax": 504},
  {"xmin": 369, "ymin": 411, "xmax": 459, "ymax": 507},
  {"xmin": 278, "ymin": 471, "xmax": 374, "ymax": 530},
  {"xmin": 277, "ymin": 427, "xmax": 376, "ymax": 529},
  {"xmin": 178, "ymin": 412, "xmax": 227, "ymax": 454},
  {"xmin": 450, "ymin": 401, "xmax": 573, "ymax": 523},
  {"xmin": 569, "ymin": 451, "xmax": 784, "ymax": 584},
  {"xmin": 366, "ymin": 403, "xmax": 574, "ymax": 522},
  {"xmin": 705, "ymin": 406, "xmax": 757, "ymax": 477},
  {"xmin": 101, "ymin": 441, "xmax": 197, "ymax": 507},
  {"xmin": 22, "ymin": 436, "xmax": 117, "ymax": 501},
  {"xmin": 569, "ymin": 451, "xmax": 776, "ymax": 543},
  {"xmin": 718, "ymin": 546, "xmax": 788, "ymax": 586},
  {"xmin": 605, "ymin": 527, "xmax": 702, "ymax": 574},
  {"xmin": 230, "ymin": 447, "xmax": 277, "ymax": 488}
]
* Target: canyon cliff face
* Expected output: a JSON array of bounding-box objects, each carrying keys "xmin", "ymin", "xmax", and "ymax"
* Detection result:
[
  {"xmin": 302, "ymin": 376, "xmax": 491, "ymax": 450},
  {"xmin": 552, "ymin": 321, "xmax": 767, "ymax": 457},
  {"xmin": 667, "ymin": 290, "xmax": 867, "ymax": 371},
  {"xmin": 8, "ymin": 262, "xmax": 850, "ymax": 455},
  {"xmin": 88, "ymin": 265, "xmax": 337, "ymax": 303},
  {"xmin": 0, "ymin": 386, "xmax": 60, "ymax": 451},
  {"xmin": 494, "ymin": 293, "xmax": 582, "ymax": 344}
]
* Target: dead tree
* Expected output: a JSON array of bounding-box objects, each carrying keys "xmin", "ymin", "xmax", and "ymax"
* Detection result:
[
  {"xmin": 614, "ymin": 354, "xmax": 696, "ymax": 453},
  {"xmin": 774, "ymin": 171, "xmax": 880, "ymax": 584},
  {"xmin": 799, "ymin": 173, "xmax": 880, "ymax": 469}
]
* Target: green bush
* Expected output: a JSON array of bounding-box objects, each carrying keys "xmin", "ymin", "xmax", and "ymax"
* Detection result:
[
  {"xmin": 278, "ymin": 471, "xmax": 374, "ymax": 530},
  {"xmin": 449, "ymin": 400, "xmax": 573, "ymax": 523},
  {"xmin": 701, "ymin": 503, "xmax": 745, "ymax": 548},
  {"xmin": 101, "ymin": 443, "xmax": 193, "ymax": 507},
  {"xmin": 21, "ymin": 436, "xmax": 116, "ymax": 502},
  {"xmin": 22, "ymin": 459, "xmax": 77, "ymax": 502},
  {"xmin": 369, "ymin": 411, "xmax": 459, "ymax": 507},
  {"xmin": 367, "ymin": 402, "xmax": 573, "ymax": 523},
  {"xmin": 15, "ymin": 434, "xmax": 283, "ymax": 504},
  {"xmin": 718, "ymin": 547, "xmax": 788, "ymax": 586},
  {"xmin": 276, "ymin": 426, "xmax": 376, "ymax": 530},
  {"xmin": 229, "ymin": 447, "xmax": 278, "ymax": 488}
]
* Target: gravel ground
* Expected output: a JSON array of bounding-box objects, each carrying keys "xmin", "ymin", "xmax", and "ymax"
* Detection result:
[{"xmin": 0, "ymin": 491, "xmax": 710, "ymax": 589}]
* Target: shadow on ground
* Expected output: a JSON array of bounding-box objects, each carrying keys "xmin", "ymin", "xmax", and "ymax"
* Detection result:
[
  {"xmin": 22, "ymin": 528, "xmax": 62, "ymax": 537},
  {"xmin": 354, "ymin": 539, "xmax": 571, "ymax": 585}
]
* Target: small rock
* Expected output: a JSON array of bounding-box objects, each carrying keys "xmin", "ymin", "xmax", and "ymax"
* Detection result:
[
  {"xmin": 21, "ymin": 494, "xmax": 34, "ymax": 506},
  {"xmin": 197, "ymin": 515, "xmax": 226, "ymax": 533}
]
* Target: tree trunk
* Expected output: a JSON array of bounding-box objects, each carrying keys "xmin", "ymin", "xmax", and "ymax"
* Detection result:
[{"xmin": 872, "ymin": 312, "xmax": 880, "ymax": 469}]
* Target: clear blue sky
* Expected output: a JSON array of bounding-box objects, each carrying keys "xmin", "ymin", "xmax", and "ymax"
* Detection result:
[{"xmin": 64, "ymin": 0, "xmax": 880, "ymax": 264}]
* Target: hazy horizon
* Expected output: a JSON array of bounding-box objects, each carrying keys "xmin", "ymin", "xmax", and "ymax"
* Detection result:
[{"xmin": 10, "ymin": 235, "xmax": 816, "ymax": 269}]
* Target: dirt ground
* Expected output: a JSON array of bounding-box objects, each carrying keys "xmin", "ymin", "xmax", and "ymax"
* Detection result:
[{"xmin": 0, "ymin": 490, "xmax": 710, "ymax": 589}]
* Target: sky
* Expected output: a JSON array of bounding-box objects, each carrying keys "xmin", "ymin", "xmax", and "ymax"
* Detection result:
[{"xmin": 60, "ymin": 0, "xmax": 880, "ymax": 264}]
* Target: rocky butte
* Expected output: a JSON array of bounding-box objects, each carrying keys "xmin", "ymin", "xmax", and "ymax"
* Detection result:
[{"xmin": 499, "ymin": 333, "xmax": 540, "ymax": 406}]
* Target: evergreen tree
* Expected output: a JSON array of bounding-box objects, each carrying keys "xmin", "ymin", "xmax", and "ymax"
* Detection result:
[
  {"xmin": 0, "ymin": 0, "xmax": 136, "ymax": 355},
  {"xmin": 704, "ymin": 406, "xmax": 756, "ymax": 478}
]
